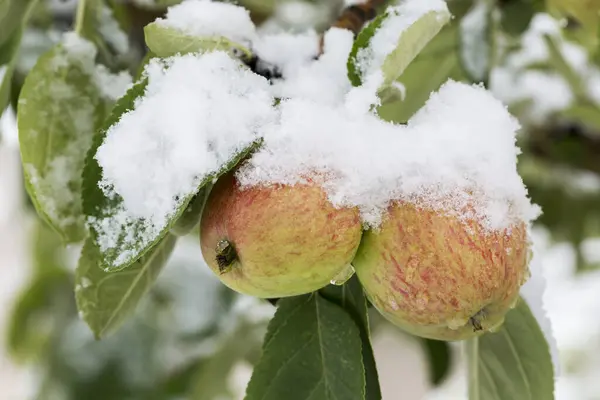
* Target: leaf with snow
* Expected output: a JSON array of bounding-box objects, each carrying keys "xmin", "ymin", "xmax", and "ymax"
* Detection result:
[
  {"xmin": 18, "ymin": 37, "xmax": 116, "ymax": 243},
  {"xmin": 75, "ymin": 234, "xmax": 177, "ymax": 339},
  {"xmin": 459, "ymin": 1, "xmax": 494, "ymax": 83},
  {"xmin": 144, "ymin": 0, "xmax": 255, "ymax": 58},
  {"xmin": 144, "ymin": 22, "xmax": 252, "ymax": 58},
  {"xmin": 77, "ymin": 0, "xmax": 131, "ymax": 69},
  {"xmin": 378, "ymin": 23, "xmax": 464, "ymax": 123},
  {"xmin": 347, "ymin": 0, "xmax": 451, "ymax": 89},
  {"xmin": 84, "ymin": 52, "xmax": 274, "ymax": 271}
]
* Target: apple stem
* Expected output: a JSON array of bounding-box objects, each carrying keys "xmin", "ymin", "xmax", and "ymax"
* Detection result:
[
  {"xmin": 215, "ymin": 239, "xmax": 238, "ymax": 274},
  {"xmin": 466, "ymin": 337, "xmax": 480, "ymax": 400}
]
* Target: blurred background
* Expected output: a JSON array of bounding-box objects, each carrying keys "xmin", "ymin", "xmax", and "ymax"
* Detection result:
[{"xmin": 2, "ymin": 0, "xmax": 600, "ymax": 399}]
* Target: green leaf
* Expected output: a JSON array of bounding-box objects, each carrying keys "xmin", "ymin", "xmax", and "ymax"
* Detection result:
[
  {"xmin": 75, "ymin": 234, "xmax": 177, "ymax": 339},
  {"xmin": 135, "ymin": 51, "xmax": 155, "ymax": 81},
  {"xmin": 18, "ymin": 42, "xmax": 112, "ymax": 243},
  {"xmin": 245, "ymin": 294, "xmax": 365, "ymax": 400},
  {"xmin": 82, "ymin": 77, "xmax": 261, "ymax": 271},
  {"xmin": 544, "ymin": 34, "xmax": 588, "ymax": 102},
  {"xmin": 459, "ymin": 2, "xmax": 495, "ymax": 83},
  {"xmin": 547, "ymin": 0, "xmax": 600, "ymax": 49},
  {"xmin": 348, "ymin": 5, "xmax": 451, "ymax": 89},
  {"xmin": 0, "ymin": 0, "xmax": 38, "ymax": 111},
  {"xmin": 558, "ymin": 103, "xmax": 600, "ymax": 131},
  {"xmin": 6, "ymin": 268, "xmax": 72, "ymax": 361},
  {"xmin": 76, "ymin": 0, "xmax": 131, "ymax": 70},
  {"xmin": 499, "ymin": 0, "xmax": 539, "ymax": 36},
  {"xmin": 131, "ymin": 0, "xmax": 183, "ymax": 10},
  {"xmin": 144, "ymin": 22, "xmax": 252, "ymax": 58},
  {"xmin": 0, "ymin": 0, "xmax": 32, "ymax": 47},
  {"xmin": 0, "ymin": 26, "xmax": 22, "ymax": 111},
  {"xmin": 347, "ymin": 13, "xmax": 387, "ymax": 87},
  {"xmin": 320, "ymin": 276, "xmax": 381, "ymax": 400},
  {"xmin": 422, "ymin": 339, "xmax": 452, "ymax": 386},
  {"xmin": 377, "ymin": 22, "xmax": 464, "ymax": 123},
  {"xmin": 475, "ymin": 298, "xmax": 555, "ymax": 400},
  {"xmin": 170, "ymin": 184, "xmax": 212, "ymax": 237}
]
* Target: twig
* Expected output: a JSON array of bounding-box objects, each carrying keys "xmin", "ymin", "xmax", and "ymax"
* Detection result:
[{"xmin": 319, "ymin": 0, "xmax": 389, "ymax": 53}]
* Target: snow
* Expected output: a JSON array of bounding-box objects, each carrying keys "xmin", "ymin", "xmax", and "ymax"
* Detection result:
[
  {"xmin": 492, "ymin": 69, "xmax": 574, "ymax": 123},
  {"xmin": 156, "ymin": 0, "xmax": 256, "ymax": 45},
  {"xmin": 98, "ymin": 3, "xmax": 130, "ymax": 56},
  {"xmin": 238, "ymin": 80, "xmax": 540, "ymax": 231},
  {"xmin": 252, "ymin": 30, "xmax": 320, "ymax": 76},
  {"xmin": 355, "ymin": 0, "xmax": 450, "ymax": 82},
  {"xmin": 0, "ymin": 107, "xmax": 18, "ymax": 148},
  {"xmin": 520, "ymin": 230, "xmax": 560, "ymax": 374},
  {"xmin": 93, "ymin": 51, "xmax": 275, "ymax": 255},
  {"xmin": 264, "ymin": 28, "xmax": 354, "ymax": 105},
  {"xmin": 60, "ymin": 32, "xmax": 132, "ymax": 100},
  {"xmin": 94, "ymin": 1, "xmax": 537, "ymax": 263},
  {"xmin": 491, "ymin": 13, "xmax": 600, "ymax": 124},
  {"xmin": 0, "ymin": 66, "xmax": 7, "ymax": 85},
  {"xmin": 94, "ymin": 66, "xmax": 133, "ymax": 101}
]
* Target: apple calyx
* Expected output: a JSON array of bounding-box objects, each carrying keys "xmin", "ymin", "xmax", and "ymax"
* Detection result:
[
  {"xmin": 468, "ymin": 308, "xmax": 487, "ymax": 332},
  {"xmin": 215, "ymin": 239, "xmax": 238, "ymax": 274}
]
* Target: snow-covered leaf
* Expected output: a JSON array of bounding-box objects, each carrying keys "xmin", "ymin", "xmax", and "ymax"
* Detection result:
[
  {"xmin": 18, "ymin": 39, "xmax": 113, "ymax": 243},
  {"xmin": 348, "ymin": 0, "xmax": 451, "ymax": 89},
  {"xmin": 77, "ymin": 0, "xmax": 131, "ymax": 68},
  {"xmin": 144, "ymin": 22, "xmax": 252, "ymax": 58},
  {"xmin": 83, "ymin": 53, "xmax": 271, "ymax": 271},
  {"xmin": 75, "ymin": 234, "xmax": 177, "ymax": 339},
  {"xmin": 378, "ymin": 23, "xmax": 464, "ymax": 123},
  {"xmin": 459, "ymin": 1, "xmax": 495, "ymax": 83},
  {"xmin": 144, "ymin": 0, "xmax": 255, "ymax": 58}
]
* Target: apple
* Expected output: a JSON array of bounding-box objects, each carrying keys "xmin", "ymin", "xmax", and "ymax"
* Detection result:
[
  {"xmin": 353, "ymin": 201, "xmax": 530, "ymax": 341},
  {"xmin": 200, "ymin": 173, "xmax": 363, "ymax": 298}
]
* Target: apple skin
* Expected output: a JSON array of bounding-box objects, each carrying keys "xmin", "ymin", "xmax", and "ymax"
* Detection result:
[
  {"xmin": 353, "ymin": 201, "xmax": 530, "ymax": 341},
  {"xmin": 200, "ymin": 173, "xmax": 363, "ymax": 298}
]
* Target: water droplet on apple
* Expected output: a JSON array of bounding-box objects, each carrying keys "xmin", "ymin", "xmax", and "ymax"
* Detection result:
[{"xmin": 330, "ymin": 264, "xmax": 355, "ymax": 286}]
